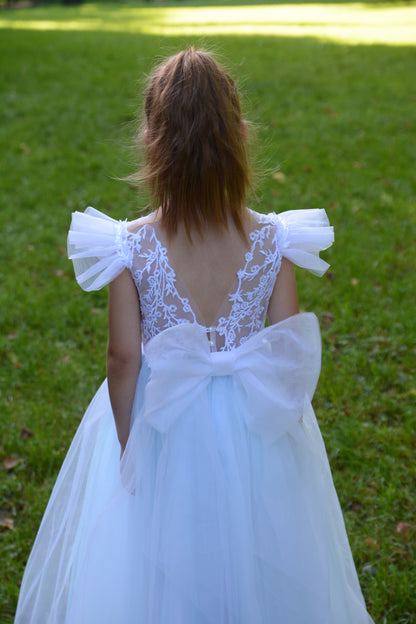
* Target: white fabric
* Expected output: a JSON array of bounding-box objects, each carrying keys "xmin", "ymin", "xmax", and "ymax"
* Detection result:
[
  {"xmin": 14, "ymin": 315, "xmax": 373, "ymax": 623},
  {"xmin": 67, "ymin": 207, "xmax": 131, "ymax": 291},
  {"xmin": 67, "ymin": 207, "xmax": 334, "ymax": 350},
  {"xmin": 271, "ymin": 208, "xmax": 334, "ymax": 276},
  {"xmin": 142, "ymin": 316, "xmax": 320, "ymax": 438}
]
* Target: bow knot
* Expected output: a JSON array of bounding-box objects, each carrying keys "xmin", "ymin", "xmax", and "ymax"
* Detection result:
[{"xmin": 210, "ymin": 351, "xmax": 237, "ymax": 376}]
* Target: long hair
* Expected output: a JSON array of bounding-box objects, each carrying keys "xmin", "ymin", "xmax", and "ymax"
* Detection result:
[{"xmin": 136, "ymin": 48, "xmax": 252, "ymax": 239}]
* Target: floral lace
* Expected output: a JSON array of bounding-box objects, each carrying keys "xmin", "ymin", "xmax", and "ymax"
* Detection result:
[
  {"xmin": 122, "ymin": 212, "xmax": 282, "ymax": 352},
  {"xmin": 216, "ymin": 215, "xmax": 282, "ymax": 350}
]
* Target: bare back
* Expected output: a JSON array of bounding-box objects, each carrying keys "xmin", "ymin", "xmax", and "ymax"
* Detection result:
[
  {"xmin": 126, "ymin": 208, "xmax": 295, "ymax": 351},
  {"xmin": 155, "ymin": 212, "xmax": 255, "ymax": 327}
]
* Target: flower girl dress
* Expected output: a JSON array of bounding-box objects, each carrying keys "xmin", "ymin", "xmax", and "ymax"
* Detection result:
[{"xmin": 14, "ymin": 208, "xmax": 374, "ymax": 624}]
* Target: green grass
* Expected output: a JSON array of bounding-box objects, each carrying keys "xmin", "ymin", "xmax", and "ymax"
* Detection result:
[{"xmin": 1, "ymin": 2, "xmax": 415, "ymax": 622}]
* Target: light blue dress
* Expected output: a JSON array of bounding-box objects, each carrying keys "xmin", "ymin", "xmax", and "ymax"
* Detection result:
[{"xmin": 14, "ymin": 208, "xmax": 374, "ymax": 623}]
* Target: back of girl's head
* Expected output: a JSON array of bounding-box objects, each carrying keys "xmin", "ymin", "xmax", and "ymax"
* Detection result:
[{"xmin": 140, "ymin": 48, "xmax": 252, "ymax": 238}]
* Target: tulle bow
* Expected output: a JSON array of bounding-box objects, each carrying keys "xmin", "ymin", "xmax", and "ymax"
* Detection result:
[{"xmin": 143, "ymin": 313, "xmax": 321, "ymax": 443}]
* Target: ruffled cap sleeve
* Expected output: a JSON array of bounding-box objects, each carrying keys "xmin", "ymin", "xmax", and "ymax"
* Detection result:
[
  {"xmin": 271, "ymin": 209, "xmax": 334, "ymax": 276},
  {"xmin": 67, "ymin": 207, "xmax": 132, "ymax": 291}
]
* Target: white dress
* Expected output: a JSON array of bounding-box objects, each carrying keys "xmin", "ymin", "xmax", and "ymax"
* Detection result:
[{"xmin": 14, "ymin": 208, "xmax": 374, "ymax": 624}]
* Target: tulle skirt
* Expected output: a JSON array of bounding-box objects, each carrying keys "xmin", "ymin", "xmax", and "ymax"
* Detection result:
[{"xmin": 15, "ymin": 315, "xmax": 374, "ymax": 623}]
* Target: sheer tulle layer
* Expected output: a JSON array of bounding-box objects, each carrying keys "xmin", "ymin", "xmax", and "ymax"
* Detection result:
[{"xmin": 15, "ymin": 315, "xmax": 373, "ymax": 624}]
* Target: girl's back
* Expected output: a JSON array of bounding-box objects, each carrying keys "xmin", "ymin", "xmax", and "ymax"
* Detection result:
[
  {"xmin": 125, "ymin": 208, "xmax": 292, "ymax": 352},
  {"xmin": 144, "ymin": 211, "xmax": 252, "ymax": 328}
]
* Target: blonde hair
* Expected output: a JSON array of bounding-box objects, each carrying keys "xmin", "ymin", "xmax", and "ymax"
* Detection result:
[{"xmin": 134, "ymin": 48, "xmax": 252, "ymax": 239}]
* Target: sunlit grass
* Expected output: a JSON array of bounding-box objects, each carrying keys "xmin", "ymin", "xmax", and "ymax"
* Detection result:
[{"xmin": 0, "ymin": 2, "xmax": 415, "ymax": 45}]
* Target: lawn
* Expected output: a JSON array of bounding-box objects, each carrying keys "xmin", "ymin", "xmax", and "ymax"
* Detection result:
[{"xmin": 1, "ymin": 1, "xmax": 415, "ymax": 622}]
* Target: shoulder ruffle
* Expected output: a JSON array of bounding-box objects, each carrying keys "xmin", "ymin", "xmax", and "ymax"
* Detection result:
[
  {"xmin": 269, "ymin": 209, "xmax": 334, "ymax": 276},
  {"xmin": 67, "ymin": 207, "xmax": 132, "ymax": 291}
]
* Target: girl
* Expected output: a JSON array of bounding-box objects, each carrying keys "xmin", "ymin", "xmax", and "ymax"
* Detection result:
[{"xmin": 15, "ymin": 48, "xmax": 374, "ymax": 623}]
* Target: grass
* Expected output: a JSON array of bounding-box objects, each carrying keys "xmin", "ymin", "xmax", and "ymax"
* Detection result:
[
  {"xmin": 1, "ymin": 1, "xmax": 416, "ymax": 44},
  {"xmin": 1, "ymin": 2, "xmax": 415, "ymax": 622}
]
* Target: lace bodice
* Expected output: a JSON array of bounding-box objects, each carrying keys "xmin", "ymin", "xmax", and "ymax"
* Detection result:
[
  {"xmin": 121, "ymin": 212, "xmax": 282, "ymax": 351},
  {"xmin": 125, "ymin": 225, "xmax": 200, "ymax": 344},
  {"xmin": 68, "ymin": 207, "xmax": 334, "ymax": 351}
]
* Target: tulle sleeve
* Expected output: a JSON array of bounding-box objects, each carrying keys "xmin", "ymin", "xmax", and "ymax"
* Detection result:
[
  {"xmin": 67, "ymin": 207, "xmax": 132, "ymax": 291},
  {"xmin": 271, "ymin": 209, "xmax": 334, "ymax": 276}
]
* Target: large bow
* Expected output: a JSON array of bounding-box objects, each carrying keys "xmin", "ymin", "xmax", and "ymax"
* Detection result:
[{"xmin": 142, "ymin": 313, "xmax": 321, "ymax": 444}]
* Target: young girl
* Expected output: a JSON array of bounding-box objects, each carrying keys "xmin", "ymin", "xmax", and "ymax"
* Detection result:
[{"xmin": 15, "ymin": 48, "xmax": 374, "ymax": 623}]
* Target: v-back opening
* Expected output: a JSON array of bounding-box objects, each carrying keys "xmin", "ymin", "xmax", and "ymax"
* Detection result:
[
  {"xmin": 126, "ymin": 209, "xmax": 282, "ymax": 352},
  {"xmin": 128, "ymin": 212, "xmax": 260, "ymax": 330}
]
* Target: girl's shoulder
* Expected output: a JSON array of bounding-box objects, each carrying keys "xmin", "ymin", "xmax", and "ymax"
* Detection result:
[
  {"xmin": 127, "ymin": 211, "xmax": 159, "ymax": 235},
  {"xmin": 247, "ymin": 207, "xmax": 274, "ymax": 226}
]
